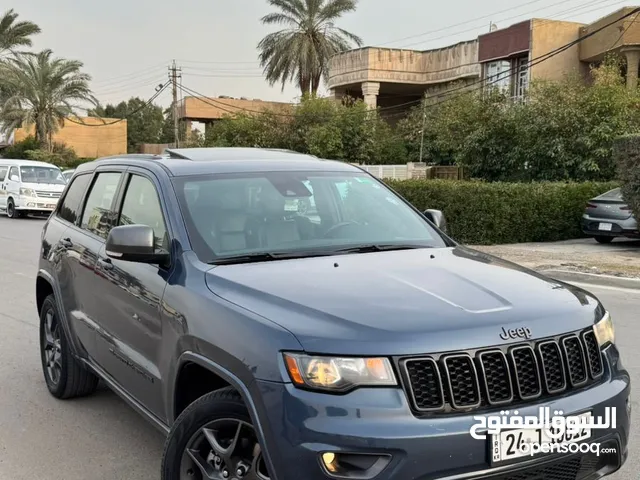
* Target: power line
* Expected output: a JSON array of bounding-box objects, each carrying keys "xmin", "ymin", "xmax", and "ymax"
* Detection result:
[{"xmin": 65, "ymin": 81, "xmax": 171, "ymax": 127}]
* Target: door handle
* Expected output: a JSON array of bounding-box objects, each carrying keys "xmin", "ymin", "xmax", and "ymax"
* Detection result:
[
  {"xmin": 98, "ymin": 257, "xmax": 113, "ymax": 271},
  {"xmin": 60, "ymin": 237, "xmax": 73, "ymax": 248}
]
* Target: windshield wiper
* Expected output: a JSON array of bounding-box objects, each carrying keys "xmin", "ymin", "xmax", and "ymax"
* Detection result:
[
  {"xmin": 208, "ymin": 250, "xmax": 336, "ymax": 265},
  {"xmin": 333, "ymin": 244, "xmax": 433, "ymax": 254}
]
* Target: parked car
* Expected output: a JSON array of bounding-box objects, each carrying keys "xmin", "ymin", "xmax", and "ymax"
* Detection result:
[
  {"xmin": 0, "ymin": 159, "xmax": 66, "ymax": 218},
  {"xmin": 36, "ymin": 148, "xmax": 629, "ymax": 480},
  {"xmin": 582, "ymin": 187, "xmax": 638, "ymax": 243},
  {"xmin": 61, "ymin": 169, "xmax": 75, "ymax": 183}
]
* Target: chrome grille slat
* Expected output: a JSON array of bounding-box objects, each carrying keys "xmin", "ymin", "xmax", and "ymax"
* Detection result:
[{"xmin": 401, "ymin": 327, "xmax": 604, "ymax": 414}]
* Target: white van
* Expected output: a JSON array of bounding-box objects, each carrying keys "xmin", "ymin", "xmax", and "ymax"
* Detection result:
[{"xmin": 0, "ymin": 159, "xmax": 67, "ymax": 218}]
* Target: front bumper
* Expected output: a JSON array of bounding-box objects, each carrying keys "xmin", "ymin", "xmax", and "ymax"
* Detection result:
[
  {"xmin": 15, "ymin": 196, "xmax": 58, "ymax": 212},
  {"xmin": 581, "ymin": 214, "xmax": 638, "ymax": 238},
  {"xmin": 254, "ymin": 346, "xmax": 630, "ymax": 480}
]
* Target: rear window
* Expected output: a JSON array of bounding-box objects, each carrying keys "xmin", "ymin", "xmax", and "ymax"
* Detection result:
[{"xmin": 596, "ymin": 188, "xmax": 623, "ymax": 200}]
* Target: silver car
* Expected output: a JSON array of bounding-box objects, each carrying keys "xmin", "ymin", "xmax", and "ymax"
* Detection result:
[{"xmin": 581, "ymin": 187, "xmax": 638, "ymax": 243}]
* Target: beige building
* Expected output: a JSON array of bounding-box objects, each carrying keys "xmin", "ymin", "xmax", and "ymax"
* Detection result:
[
  {"xmin": 177, "ymin": 96, "xmax": 292, "ymax": 131},
  {"xmin": 14, "ymin": 117, "xmax": 127, "ymax": 158},
  {"xmin": 328, "ymin": 6, "xmax": 640, "ymax": 113}
]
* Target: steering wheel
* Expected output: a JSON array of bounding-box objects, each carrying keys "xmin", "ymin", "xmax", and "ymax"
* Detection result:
[{"xmin": 323, "ymin": 221, "xmax": 360, "ymax": 238}]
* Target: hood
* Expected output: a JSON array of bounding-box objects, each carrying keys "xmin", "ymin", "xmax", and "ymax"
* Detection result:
[{"xmin": 205, "ymin": 247, "xmax": 602, "ymax": 356}]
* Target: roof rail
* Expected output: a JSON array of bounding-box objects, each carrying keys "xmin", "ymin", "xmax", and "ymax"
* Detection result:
[{"xmin": 96, "ymin": 153, "xmax": 165, "ymax": 161}]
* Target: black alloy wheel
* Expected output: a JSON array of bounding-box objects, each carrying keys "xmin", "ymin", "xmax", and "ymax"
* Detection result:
[
  {"xmin": 162, "ymin": 388, "xmax": 271, "ymax": 480},
  {"xmin": 42, "ymin": 307, "xmax": 62, "ymax": 386},
  {"xmin": 181, "ymin": 418, "xmax": 269, "ymax": 480}
]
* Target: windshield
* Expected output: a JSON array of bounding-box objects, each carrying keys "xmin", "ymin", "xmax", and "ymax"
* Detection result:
[
  {"xmin": 173, "ymin": 171, "xmax": 449, "ymax": 262},
  {"xmin": 20, "ymin": 166, "xmax": 65, "ymax": 185}
]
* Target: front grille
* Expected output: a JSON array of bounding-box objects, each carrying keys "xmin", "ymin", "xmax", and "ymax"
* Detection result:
[
  {"xmin": 401, "ymin": 328, "xmax": 604, "ymax": 413},
  {"xmin": 35, "ymin": 190, "xmax": 61, "ymax": 199}
]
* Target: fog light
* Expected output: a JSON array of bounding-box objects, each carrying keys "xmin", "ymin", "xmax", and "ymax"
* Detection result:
[
  {"xmin": 319, "ymin": 452, "xmax": 391, "ymax": 479},
  {"xmin": 322, "ymin": 452, "xmax": 337, "ymax": 472},
  {"xmin": 27, "ymin": 202, "xmax": 35, "ymax": 207}
]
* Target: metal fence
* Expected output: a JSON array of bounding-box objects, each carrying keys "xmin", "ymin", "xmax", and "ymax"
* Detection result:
[{"xmin": 353, "ymin": 163, "xmax": 464, "ymax": 180}]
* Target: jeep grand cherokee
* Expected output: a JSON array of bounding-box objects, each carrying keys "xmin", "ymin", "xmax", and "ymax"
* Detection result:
[{"xmin": 36, "ymin": 148, "xmax": 630, "ymax": 480}]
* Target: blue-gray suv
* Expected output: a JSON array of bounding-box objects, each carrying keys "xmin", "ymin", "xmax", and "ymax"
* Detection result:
[{"xmin": 36, "ymin": 148, "xmax": 630, "ymax": 480}]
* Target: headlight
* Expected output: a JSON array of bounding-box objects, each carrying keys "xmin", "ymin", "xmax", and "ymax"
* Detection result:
[
  {"xmin": 593, "ymin": 312, "xmax": 614, "ymax": 346},
  {"xmin": 283, "ymin": 353, "xmax": 397, "ymax": 392},
  {"xmin": 20, "ymin": 187, "xmax": 35, "ymax": 197}
]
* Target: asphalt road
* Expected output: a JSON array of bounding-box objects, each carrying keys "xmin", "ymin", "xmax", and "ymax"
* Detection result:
[{"xmin": 0, "ymin": 216, "xmax": 636, "ymax": 480}]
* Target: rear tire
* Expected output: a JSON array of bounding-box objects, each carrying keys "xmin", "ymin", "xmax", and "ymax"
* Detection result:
[
  {"xmin": 39, "ymin": 294, "xmax": 99, "ymax": 399},
  {"xmin": 595, "ymin": 236, "xmax": 614, "ymax": 244}
]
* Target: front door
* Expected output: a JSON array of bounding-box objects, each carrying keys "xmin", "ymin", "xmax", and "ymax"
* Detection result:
[
  {"xmin": 92, "ymin": 170, "xmax": 170, "ymax": 419},
  {"xmin": 6, "ymin": 166, "xmax": 20, "ymax": 208}
]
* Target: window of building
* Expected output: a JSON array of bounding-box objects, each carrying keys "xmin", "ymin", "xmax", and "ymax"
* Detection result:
[
  {"xmin": 118, "ymin": 175, "xmax": 168, "ymax": 250},
  {"xmin": 81, "ymin": 172, "xmax": 122, "ymax": 239},
  {"xmin": 515, "ymin": 56, "xmax": 529, "ymax": 100},
  {"xmin": 57, "ymin": 174, "xmax": 91, "ymax": 224},
  {"xmin": 485, "ymin": 60, "xmax": 511, "ymax": 93}
]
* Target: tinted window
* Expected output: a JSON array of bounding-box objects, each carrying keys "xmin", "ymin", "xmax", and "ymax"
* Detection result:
[
  {"xmin": 81, "ymin": 173, "xmax": 122, "ymax": 239},
  {"xmin": 173, "ymin": 171, "xmax": 447, "ymax": 262},
  {"xmin": 8, "ymin": 167, "xmax": 19, "ymax": 181},
  {"xmin": 57, "ymin": 174, "xmax": 91, "ymax": 224},
  {"xmin": 119, "ymin": 175, "xmax": 168, "ymax": 250},
  {"xmin": 0, "ymin": 167, "xmax": 7, "ymax": 182}
]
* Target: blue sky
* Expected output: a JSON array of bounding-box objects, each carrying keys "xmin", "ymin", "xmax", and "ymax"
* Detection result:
[{"xmin": 17, "ymin": 0, "xmax": 630, "ymax": 108}]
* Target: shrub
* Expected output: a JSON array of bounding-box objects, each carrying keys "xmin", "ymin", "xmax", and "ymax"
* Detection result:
[
  {"xmin": 386, "ymin": 179, "xmax": 619, "ymax": 244},
  {"xmin": 25, "ymin": 142, "xmax": 78, "ymax": 168},
  {"xmin": 614, "ymin": 134, "xmax": 640, "ymax": 220},
  {"xmin": 1, "ymin": 136, "xmax": 41, "ymax": 158}
]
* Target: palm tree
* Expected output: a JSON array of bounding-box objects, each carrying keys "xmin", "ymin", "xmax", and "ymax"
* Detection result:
[
  {"xmin": 0, "ymin": 49, "xmax": 97, "ymax": 150},
  {"xmin": 0, "ymin": 9, "xmax": 41, "ymax": 57},
  {"xmin": 258, "ymin": 0, "xmax": 362, "ymax": 96}
]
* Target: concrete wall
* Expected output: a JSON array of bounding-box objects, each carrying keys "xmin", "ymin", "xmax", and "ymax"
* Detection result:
[
  {"xmin": 579, "ymin": 7, "xmax": 640, "ymax": 62},
  {"xmin": 478, "ymin": 21, "xmax": 531, "ymax": 62},
  {"xmin": 531, "ymin": 19, "xmax": 585, "ymax": 81},
  {"xmin": 328, "ymin": 41, "xmax": 480, "ymax": 89},
  {"xmin": 179, "ymin": 96, "xmax": 292, "ymax": 122},
  {"xmin": 14, "ymin": 117, "xmax": 127, "ymax": 158}
]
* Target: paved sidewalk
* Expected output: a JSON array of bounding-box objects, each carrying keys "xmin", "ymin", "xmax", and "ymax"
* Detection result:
[{"xmin": 473, "ymin": 238, "xmax": 640, "ymax": 279}]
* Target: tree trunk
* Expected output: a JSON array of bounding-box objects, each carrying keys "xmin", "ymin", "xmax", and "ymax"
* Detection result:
[{"xmin": 311, "ymin": 72, "xmax": 322, "ymax": 96}]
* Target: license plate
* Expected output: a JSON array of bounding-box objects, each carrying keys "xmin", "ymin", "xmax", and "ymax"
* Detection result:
[
  {"xmin": 490, "ymin": 412, "xmax": 592, "ymax": 464},
  {"xmin": 598, "ymin": 223, "xmax": 613, "ymax": 231}
]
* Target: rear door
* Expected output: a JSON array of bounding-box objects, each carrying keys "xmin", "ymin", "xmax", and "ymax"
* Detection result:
[
  {"xmin": 49, "ymin": 172, "xmax": 95, "ymax": 355},
  {"xmin": 0, "ymin": 165, "xmax": 8, "ymax": 210},
  {"xmin": 57, "ymin": 169, "xmax": 125, "ymax": 360}
]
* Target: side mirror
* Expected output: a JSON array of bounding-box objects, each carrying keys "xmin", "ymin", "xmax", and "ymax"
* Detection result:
[
  {"xmin": 423, "ymin": 209, "xmax": 448, "ymax": 234},
  {"xmin": 105, "ymin": 224, "xmax": 169, "ymax": 264},
  {"xmin": 10, "ymin": 175, "xmax": 19, "ymax": 182}
]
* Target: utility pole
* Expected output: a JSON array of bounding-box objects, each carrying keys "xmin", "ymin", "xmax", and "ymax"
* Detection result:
[
  {"xmin": 168, "ymin": 60, "xmax": 182, "ymax": 147},
  {"xmin": 418, "ymin": 95, "xmax": 427, "ymax": 162}
]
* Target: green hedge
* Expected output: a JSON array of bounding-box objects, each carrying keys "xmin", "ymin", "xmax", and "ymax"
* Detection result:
[
  {"xmin": 614, "ymin": 134, "xmax": 640, "ymax": 221},
  {"xmin": 386, "ymin": 180, "xmax": 619, "ymax": 245}
]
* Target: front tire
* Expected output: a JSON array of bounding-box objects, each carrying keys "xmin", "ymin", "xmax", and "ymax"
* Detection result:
[
  {"xmin": 162, "ymin": 388, "xmax": 271, "ymax": 480},
  {"xmin": 6, "ymin": 199, "xmax": 17, "ymax": 218},
  {"xmin": 39, "ymin": 294, "xmax": 99, "ymax": 399},
  {"xmin": 595, "ymin": 236, "xmax": 614, "ymax": 244}
]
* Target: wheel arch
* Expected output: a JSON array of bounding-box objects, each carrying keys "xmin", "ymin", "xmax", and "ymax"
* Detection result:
[{"xmin": 171, "ymin": 351, "xmax": 280, "ymax": 480}]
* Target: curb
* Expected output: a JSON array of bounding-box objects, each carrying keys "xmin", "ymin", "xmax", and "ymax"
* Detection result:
[{"xmin": 541, "ymin": 269, "xmax": 640, "ymax": 290}]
